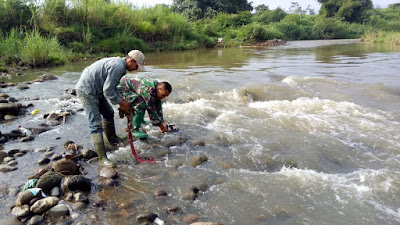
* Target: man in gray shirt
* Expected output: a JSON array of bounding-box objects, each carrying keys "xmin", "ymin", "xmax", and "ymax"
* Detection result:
[{"xmin": 75, "ymin": 50, "xmax": 145, "ymax": 167}]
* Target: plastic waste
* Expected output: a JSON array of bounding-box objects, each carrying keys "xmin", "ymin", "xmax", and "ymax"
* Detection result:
[
  {"xmin": 18, "ymin": 126, "xmax": 32, "ymax": 137},
  {"xmin": 154, "ymin": 217, "xmax": 165, "ymax": 225},
  {"xmin": 166, "ymin": 124, "xmax": 179, "ymax": 132},
  {"xmin": 23, "ymin": 179, "xmax": 38, "ymax": 191},
  {"xmin": 31, "ymin": 109, "xmax": 40, "ymax": 115}
]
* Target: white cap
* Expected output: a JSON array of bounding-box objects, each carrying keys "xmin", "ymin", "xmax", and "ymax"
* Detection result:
[{"xmin": 128, "ymin": 50, "xmax": 145, "ymax": 70}]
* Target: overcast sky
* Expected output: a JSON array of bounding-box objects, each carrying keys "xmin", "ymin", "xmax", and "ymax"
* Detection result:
[{"xmin": 128, "ymin": 0, "xmax": 400, "ymax": 11}]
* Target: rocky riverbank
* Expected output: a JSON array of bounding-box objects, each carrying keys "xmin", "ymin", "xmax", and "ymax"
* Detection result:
[{"xmin": 0, "ymin": 77, "xmax": 232, "ymax": 225}]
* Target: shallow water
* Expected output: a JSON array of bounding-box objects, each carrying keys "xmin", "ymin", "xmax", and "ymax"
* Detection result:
[{"xmin": 1, "ymin": 39, "xmax": 400, "ymax": 224}]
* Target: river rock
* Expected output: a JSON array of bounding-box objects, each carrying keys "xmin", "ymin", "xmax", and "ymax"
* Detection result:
[
  {"xmin": 190, "ymin": 140, "xmax": 206, "ymax": 146},
  {"xmin": 80, "ymin": 148, "xmax": 97, "ymax": 160},
  {"xmin": 41, "ymin": 74, "xmax": 58, "ymax": 81},
  {"xmin": 4, "ymin": 115, "xmax": 17, "ymax": 120},
  {"xmin": 8, "ymin": 149, "xmax": 20, "ymax": 156},
  {"xmin": 16, "ymin": 204, "xmax": 30, "ymax": 217},
  {"xmin": 0, "ymin": 216, "xmax": 24, "ymax": 225},
  {"xmin": 16, "ymin": 84, "xmax": 29, "ymax": 90},
  {"xmin": 4, "ymin": 156, "xmax": 15, "ymax": 163},
  {"xmin": 74, "ymin": 192, "xmax": 88, "ymax": 203},
  {"xmin": 30, "ymin": 196, "xmax": 59, "ymax": 214},
  {"xmin": 19, "ymin": 136, "xmax": 34, "ymax": 142},
  {"xmin": 50, "ymin": 187, "xmax": 60, "ymax": 197},
  {"xmin": 72, "ymin": 201, "xmax": 87, "ymax": 211},
  {"xmin": 99, "ymin": 167, "xmax": 118, "ymax": 178},
  {"xmin": 8, "ymin": 160, "xmax": 17, "ymax": 166},
  {"xmin": 44, "ymin": 151, "xmax": 54, "ymax": 157},
  {"xmin": 37, "ymin": 157, "xmax": 50, "ymax": 165},
  {"xmin": 154, "ymin": 189, "xmax": 168, "ymax": 197},
  {"xmin": 190, "ymin": 154, "xmax": 208, "ymax": 167},
  {"xmin": 47, "ymin": 204, "xmax": 69, "ymax": 217},
  {"xmin": 136, "ymin": 212, "xmax": 158, "ymax": 223},
  {"xmin": 51, "ymin": 154, "xmax": 62, "ymax": 161},
  {"xmin": 14, "ymin": 152, "xmax": 24, "ymax": 157},
  {"xmin": 7, "ymin": 97, "xmax": 18, "ymax": 102},
  {"xmin": 16, "ymin": 190, "xmax": 35, "ymax": 206},
  {"xmin": 35, "ymin": 171, "xmax": 64, "ymax": 193},
  {"xmin": 165, "ymin": 206, "xmax": 181, "ymax": 214},
  {"xmin": 182, "ymin": 190, "xmax": 196, "ymax": 201},
  {"xmin": 29, "ymin": 215, "xmax": 44, "ymax": 225},
  {"xmin": 183, "ymin": 214, "xmax": 200, "ymax": 224},
  {"xmin": 0, "ymin": 151, "xmax": 8, "ymax": 161},
  {"xmin": 62, "ymin": 175, "xmax": 91, "ymax": 192},
  {"xmin": 52, "ymin": 159, "xmax": 79, "ymax": 175},
  {"xmin": 0, "ymin": 93, "xmax": 9, "ymax": 98},
  {"xmin": 0, "ymin": 165, "xmax": 18, "ymax": 172}
]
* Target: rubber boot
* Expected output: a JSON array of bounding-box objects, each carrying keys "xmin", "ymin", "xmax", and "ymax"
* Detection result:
[
  {"xmin": 102, "ymin": 120, "xmax": 126, "ymax": 149},
  {"xmin": 91, "ymin": 133, "xmax": 116, "ymax": 167},
  {"xmin": 132, "ymin": 111, "xmax": 148, "ymax": 139}
]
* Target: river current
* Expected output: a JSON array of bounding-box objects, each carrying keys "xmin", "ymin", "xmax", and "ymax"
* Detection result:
[{"xmin": 1, "ymin": 39, "xmax": 400, "ymax": 224}]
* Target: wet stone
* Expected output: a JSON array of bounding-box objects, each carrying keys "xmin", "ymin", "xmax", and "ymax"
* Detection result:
[
  {"xmin": 7, "ymin": 149, "xmax": 20, "ymax": 156},
  {"xmin": 37, "ymin": 158, "xmax": 50, "ymax": 165},
  {"xmin": 74, "ymin": 192, "xmax": 88, "ymax": 203},
  {"xmin": 190, "ymin": 154, "xmax": 208, "ymax": 167},
  {"xmin": 50, "ymin": 187, "xmax": 60, "ymax": 197},
  {"xmin": 47, "ymin": 204, "xmax": 70, "ymax": 217},
  {"xmin": 182, "ymin": 214, "xmax": 200, "ymax": 224},
  {"xmin": 44, "ymin": 151, "xmax": 54, "ymax": 157},
  {"xmin": 4, "ymin": 156, "xmax": 15, "ymax": 163},
  {"xmin": 72, "ymin": 201, "xmax": 87, "ymax": 211},
  {"xmin": 14, "ymin": 152, "xmax": 24, "ymax": 157},
  {"xmin": 51, "ymin": 154, "xmax": 62, "ymax": 161},
  {"xmin": 30, "ymin": 196, "xmax": 60, "ymax": 214},
  {"xmin": 29, "ymin": 215, "xmax": 44, "ymax": 225},
  {"xmin": 8, "ymin": 160, "xmax": 17, "ymax": 166},
  {"xmin": 137, "ymin": 212, "xmax": 158, "ymax": 223},
  {"xmin": 154, "ymin": 189, "xmax": 168, "ymax": 197},
  {"xmin": 52, "ymin": 159, "xmax": 79, "ymax": 175},
  {"xmin": 99, "ymin": 167, "xmax": 118, "ymax": 178},
  {"xmin": 0, "ymin": 165, "xmax": 18, "ymax": 172}
]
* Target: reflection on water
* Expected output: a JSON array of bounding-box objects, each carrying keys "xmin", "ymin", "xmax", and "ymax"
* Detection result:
[{"xmin": 1, "ymin": 40, "xmax": 400, "ymax": 224}]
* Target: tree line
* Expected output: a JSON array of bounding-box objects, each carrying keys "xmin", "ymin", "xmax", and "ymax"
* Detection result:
[{"xmin": 0, "ymin": 0, "xmax": 399, "ymax": 69}]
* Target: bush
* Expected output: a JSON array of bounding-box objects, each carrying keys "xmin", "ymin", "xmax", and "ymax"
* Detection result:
[
  {"xmin": 22, "ymin": 30, "xmax": 67, "ymax": 66},
  {"xmin": 0, "ymin": 29, "xmax": 22, "ymax": 64}
]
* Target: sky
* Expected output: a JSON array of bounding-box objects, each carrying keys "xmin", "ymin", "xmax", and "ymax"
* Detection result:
[{"xmin": 128, "ymin": 0, "xmax": 400, "ymax": 12}]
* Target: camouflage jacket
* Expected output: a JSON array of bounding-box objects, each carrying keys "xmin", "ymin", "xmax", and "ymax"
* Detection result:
[{"xmin": 117, "ymin": 75, "xmax": 163, "ymax": 126}]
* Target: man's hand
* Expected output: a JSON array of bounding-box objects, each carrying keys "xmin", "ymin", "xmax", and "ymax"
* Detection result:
[
  {"xmin": 119, "ymin": 99, "xmax": 132, "ymax": 114},
  {"xmin": 159, "ymin": 122, "xmax": 168, "ymax": 133}
]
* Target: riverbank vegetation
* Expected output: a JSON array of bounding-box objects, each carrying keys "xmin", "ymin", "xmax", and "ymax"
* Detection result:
[{"xmin": 0, "ymin": 0, "xmax": 399, "ymax": 70}]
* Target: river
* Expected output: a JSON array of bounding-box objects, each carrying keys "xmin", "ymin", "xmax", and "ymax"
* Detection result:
[{"xmin": 1, "ymin": 39, "xmax": 400, "ymax": 224}]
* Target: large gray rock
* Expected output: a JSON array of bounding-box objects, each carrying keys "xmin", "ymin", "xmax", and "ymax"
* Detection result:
[
  {"xmin": 35, "ymin": 171, "xmax": 64, "ymax": 194},
  {"xmin": 30, "ymin": 196, "xmax": 59, "ymax": 214},
  {"xmin": 47, "ymin": 204, "xmax": 70, "ymax": 217},
  {"xmin": 0, "ymin": 103, "xmax": 24, "ymax": 118},
  {"xmin": 62, "ymin": 175, "xmax": 91, "ymax": 192}
]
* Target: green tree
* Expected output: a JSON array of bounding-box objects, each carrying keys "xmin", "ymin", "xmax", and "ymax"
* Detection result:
[
  {"xmin": 318, "ymin": 0, "xmax": 373, "ymax": 23},
  {"xmin": 173, "ymin": 0, "xmax": 252, "ymax": 20}
]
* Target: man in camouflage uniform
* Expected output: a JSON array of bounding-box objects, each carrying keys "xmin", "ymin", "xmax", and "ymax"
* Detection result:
[{"xmin": 118, "ymin": 75, "xmax": 172, "ymax": 138}]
